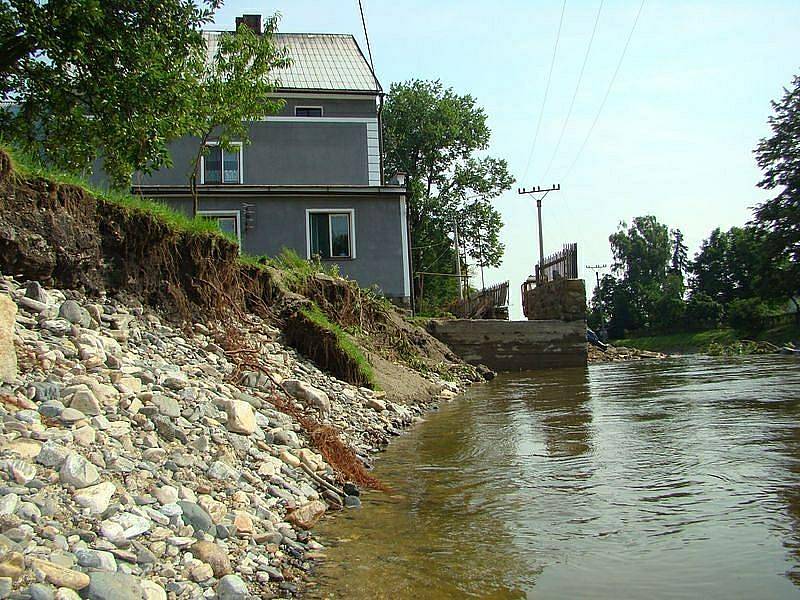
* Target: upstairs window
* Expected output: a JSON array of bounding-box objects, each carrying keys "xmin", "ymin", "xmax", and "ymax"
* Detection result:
[
  {"xmin": 308, "ymin": 211, "xmax": 354, "ymax": 259},
  {"xmin": 201, "ymin": 142, "xmax": 242, "ymax": 184},
  {"xmin": 199, "ymin": 211, "xmax": 241, "ymax": 247},
  {"xmin": 295, "ymin": 106, "xmax": 323, "ymax": 117}
]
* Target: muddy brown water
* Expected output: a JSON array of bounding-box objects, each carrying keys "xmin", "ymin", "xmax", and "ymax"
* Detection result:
[{"xmin": 309, "ymin": 355, "xmax": 800, "ymax": 599}]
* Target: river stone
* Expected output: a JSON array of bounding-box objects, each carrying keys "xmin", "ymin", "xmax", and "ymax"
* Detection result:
[
  {"xmin": 216, "ymin": 575, "xmax": 248, "ymax": 600},
  {"xmin": 0, "ymin": 551, "xmax": 23, "ymax": 580},
  {"xmin": 68, "ymin": 388, "xmax": 100, "ymax": 416},
  {"xmin": 75, "ymin": 549, "xmax": 117, "ymax": 572},
  {"xmin": 27, "ymin": 558, "xmax": 90, "ymax": 590},
  {"xmin": 178, "ymin": 501, "xmax": 214, "ymax": 536},
  {"xmin": 37, "ymin": 442, "xmax": 70, "ymax": 468},
  {"xmin": 140, "ymin": 579, "xmax": 167, "ymax": 600},
  {"xmin": 190, "ymin": 541, "xmax": 232, "ymax": 577},
  {"xmin": 31, "ymin": 382, "xmax": 60, "ymax": 402},
  {"xmin": 225, "ymin": 400, "xmax": 256, "ymax": 435},
  {"xmin": 3, "ymin": 438, "xmax": 42, "ymax": 460},
  {"xmin": 54, "ymin": 589, "xmax": 81, "ymax": 600},
  {"xmin": 2, "ymin": 459, "xmax": 36, "ymax": 484},
  {"xmin": 207, "ymin": 461, "xmax": 240, "ymax": 481},
  {"xmin": 60, "ymin": 408, "xmax": 87, "ymax": 424},
  {"xmin": 86, "ymin": 572, "xmax": 143, "ymax": 600},
  {"xmin": 153, "ymin": 485, "xmax": 178, "ymax": 506},
  {"xmin": 25, "ymin": 281, "xmax": 48, "ymax": 304},
  {"xmin": 28, "ymin": 583, "xmax": 55, "ymax": 600},
  {"xmin": 73, "ymin": 481, "xmax": 116, "ymax": 514},
  {"xmin": 282, "ymin": 379, "xmax": 331, "ymax": 415},
  {"xmin": 286, "ymin": 500, "xmax": 326, "ymax": 530},
  {"xmin": 0, "ymin": 494, "xmax": 18, "ymax": 517},
  {"xmin": 151, "ymin": 395, "xmax": 180, "ymax": 418},
  {"xmin": 59, "ymin": 300, "xmax": 91, "ymax": 327},
  {"xmin": 0, "ymin": 295, "xmax": 17, "ymax": 383},
  {"xmin": 60, "ymin": 454, "xmax": 100, "ymax": 489}
]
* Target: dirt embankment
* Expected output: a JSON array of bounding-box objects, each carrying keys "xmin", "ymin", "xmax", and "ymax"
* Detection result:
[{"xmin": 0, "ymin": 149, "xmax": 478, "ymax": 403}]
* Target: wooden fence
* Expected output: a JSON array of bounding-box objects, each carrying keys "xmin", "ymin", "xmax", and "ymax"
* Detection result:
[{"xmin": 453, "ymin": 281, "xmax": 510, "ymax": 319}]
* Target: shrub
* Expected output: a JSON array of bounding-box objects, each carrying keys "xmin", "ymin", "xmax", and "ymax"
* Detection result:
[
  {"xmin": 726, "ymin": 298, "xmax": 769, "ymax": 333},
  {"xmin": 685, "ymin": 292, "xmax": 723, "ymax": 330}
]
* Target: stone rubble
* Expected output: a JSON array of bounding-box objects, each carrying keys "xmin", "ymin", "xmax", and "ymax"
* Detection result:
[{"xmin": 0, "ymin": 276, "xmax": 464, "ymax": 599}]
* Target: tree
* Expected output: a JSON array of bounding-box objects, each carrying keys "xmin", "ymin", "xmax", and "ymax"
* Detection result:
[
  {"xmin": 603, "ymin": 216, "xmax": 687, "ymax": 334},
  {"xmin": 690, "ymin": 226, "xmax": 765, "ymax": 305},
  {"xmin": 186, "ymin": 19, "xmax": 288, "ymax": 214},
  {"xmin": 382, "ymin": 80, "xmax": 513, "ymax": 308},
  {"xmin": 669, "ymin": 228, "xmax": 688, "ymax": 277},
  {"xmin": 0, "ymin": 0, "xmax": 221, "ymax": 187},
  {"xmin": 753, "ymin": 73, "xmax": 800, "ymax": 316}
]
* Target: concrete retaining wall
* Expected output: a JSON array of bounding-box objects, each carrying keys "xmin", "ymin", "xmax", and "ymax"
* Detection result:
[{"xmin": 428, "ymin": 319, "xmax": 587, "ymax": 371}]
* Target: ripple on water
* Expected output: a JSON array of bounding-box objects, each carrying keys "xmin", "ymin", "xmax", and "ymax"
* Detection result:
[{"xmin": 312, "ymin": 356, "xmax": 800, "ymax": 600}]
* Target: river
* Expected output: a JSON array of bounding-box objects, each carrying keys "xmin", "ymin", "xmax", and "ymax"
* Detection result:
[{"xmin": 309, "ymin": 355, "xmax": 800, "ymax": 599}]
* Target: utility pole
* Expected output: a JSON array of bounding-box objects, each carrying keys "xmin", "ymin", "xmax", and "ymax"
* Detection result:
[
  {"xmin": 518, "ymin": 184, "xmax": 561, "ymax": 281},
  {"xmin": 453, "ymin": 220, "xmax": 463, "ymax": 300},
  {"xmin": 585, "ymin": 264, "xmax": 607, "ymax": 289}
]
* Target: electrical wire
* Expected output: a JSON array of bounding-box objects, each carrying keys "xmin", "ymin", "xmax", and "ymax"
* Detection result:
[
  {"xmin": 357, "ymin": 0, "xmax": 378, "ymax": 89},
  {"xmin": 560, "ymin": 0, "xmax": 646, "ymax": 183},
  {"xmin": 521, "ymin": 0, "xmax": 568, "ymax": 184},
  {"xmin": 541, "ymin": 0, "xmax": 604, "ymax": 182}
]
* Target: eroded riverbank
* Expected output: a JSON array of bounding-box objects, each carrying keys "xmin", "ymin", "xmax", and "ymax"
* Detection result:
[{"xmin": 310, "ymin": 356, "xmax": 800, "ymax": 599}]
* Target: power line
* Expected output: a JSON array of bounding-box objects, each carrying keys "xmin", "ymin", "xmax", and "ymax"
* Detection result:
[
  {"xmin": 521, "ymin": 0, "xmax": 568, "ymax": 184},
  {"xmin": 560, "ymin": 0, "xmax": 646, "ymax": 183},
  {"xmin": 541, "ymin": 0, "xmax": 604, "ymax": 182},
  {"xmin": 357, "ymin": 0, "xmax": 377, "ymax": 85}
]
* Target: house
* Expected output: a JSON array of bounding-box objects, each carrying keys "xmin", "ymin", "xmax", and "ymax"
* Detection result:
[{"xmin": 127, "ymin": 15, "xmax": 412, "ymax": 307}]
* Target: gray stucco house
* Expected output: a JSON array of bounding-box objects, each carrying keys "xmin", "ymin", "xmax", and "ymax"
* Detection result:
[{"xmin": 130, "ymin": 16, "xmax": 411, "ymax": 305}]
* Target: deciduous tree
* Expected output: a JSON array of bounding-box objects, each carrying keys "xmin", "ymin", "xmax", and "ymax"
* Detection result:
[
  {"xmin": 382, "ymin": 80, "xmax": 513, "ymax": 308},
  {"xmin": 0, "ymin": 0, "xmax": 220, "ymax": 187}
]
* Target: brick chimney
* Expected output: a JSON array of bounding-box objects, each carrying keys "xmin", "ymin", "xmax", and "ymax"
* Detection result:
[{"xmin": 235, "ymin": 14, "xmax": 262, "ymax": 35}]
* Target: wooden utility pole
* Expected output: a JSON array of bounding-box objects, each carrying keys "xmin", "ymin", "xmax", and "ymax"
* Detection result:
[
  {"xmin": 585, "ymin": 264, "xmax": 607, "ymax": 288},
  {"xmin": 518, "ymin": 184, "xmax": 561, "ymax": 280}
]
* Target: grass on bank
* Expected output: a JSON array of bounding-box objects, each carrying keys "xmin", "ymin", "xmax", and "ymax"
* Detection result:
[
  {"xmin": 300, "ymin": 302, "xmax": 379, "ymax": 390},
  {"xmin": 2, "ymin": 144, "xmax": 236, "ymax": 243},
  {"xmin": 616, "ymin": 323, "xmax": 800, "ymax": 354}
]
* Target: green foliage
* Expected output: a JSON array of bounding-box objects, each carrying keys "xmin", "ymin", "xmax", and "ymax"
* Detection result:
[
  {"xmin": 610, "ymin": 216, "xmax": 671, "ymax": 287},
  {"xmin": 299, "ymin": 303, "xmax": 378, "ymax": 389},
  {"xmin": 752, "ymin": 72, "xmax": 800, "ymax": 304},
  {"xmin": 382, "ymin": 79, "xmax": 513, "ymax": 309},
  {"xmin": 186, "ymin": 18, "xmax": 288, "ymax": 209},
  {"xmin": 726, "ymin": 298, "xmax": 770, "ymax": 333},
  {"xmin": 685, "ymin": 292, "xmax": 723, "ymax": 330},
  {"xmin": 266, "ymin": 248, "xmax": 341, "ymax": 292},
  {"xmin": 0, "ymin": 0, "xmax": 220, "ymax": 187},
  {"xmin": 690, "ymin": 226, "xmax": 766, "ymax": 304}
]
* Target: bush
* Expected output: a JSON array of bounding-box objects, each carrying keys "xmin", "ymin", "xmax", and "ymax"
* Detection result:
[
  {"xmin": 685, "ymin": 292, "xmax": 723, "ymax": 330},
  {"xmin": 726, "ymin": 298, "xmax": 769, "ymax": 333}
]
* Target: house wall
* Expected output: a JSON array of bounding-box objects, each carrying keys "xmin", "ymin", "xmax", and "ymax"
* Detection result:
[{"xmin": 155, "ymin": 193, "xmax": 409, "ymax": 300}]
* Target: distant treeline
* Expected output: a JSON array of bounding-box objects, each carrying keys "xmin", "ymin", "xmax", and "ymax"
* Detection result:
[{"xmin": 589, "ymin": 73, "xmax": 799, "ymax": 339}]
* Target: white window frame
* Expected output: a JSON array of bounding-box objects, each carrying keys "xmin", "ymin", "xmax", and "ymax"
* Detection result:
[
  {"xmin": 294, "ymin": 105, "xmax": 324, "ymax": 117},
  {"xmin": 198, "ymin": 210, "xmax": 242, "ymax": 248},
  {"xmin": 199, "ymin": 141, "xmax": 243, "ymax": 185},
  {"xmin": 306, "ymin": 208, "xmax": 356, "ymax": 260}
]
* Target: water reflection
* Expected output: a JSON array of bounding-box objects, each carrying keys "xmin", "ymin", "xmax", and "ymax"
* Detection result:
[{"xmin": 313, "ymin": 356, "xmax": 800, "ymax": 599}]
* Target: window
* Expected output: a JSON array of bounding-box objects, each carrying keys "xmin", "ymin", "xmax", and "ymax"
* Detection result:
[
  {"xmin": 308, "ymin": 210, "xmax": 354, "ymax": 259},
  {"xmin": 199, "ymin": 211, "xmax": 241, "ymax": 247},
  {"xmin": 201, "ymin": 142, "xmax": 242, "ymax": 184},
  {"xmin": 295, "ymin": 106, "xmax": 323, "ymax": 117}
]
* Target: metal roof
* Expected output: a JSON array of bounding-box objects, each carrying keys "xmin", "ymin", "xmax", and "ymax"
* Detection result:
[{"xmin": 203, "ymin": 32, "xmax": 380, "ymax": 94}]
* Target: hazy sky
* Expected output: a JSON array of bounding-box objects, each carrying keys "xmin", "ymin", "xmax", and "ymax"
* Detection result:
[{"xmin": 213, "ymin": 1, "xmax": 800, "ymax": 319}]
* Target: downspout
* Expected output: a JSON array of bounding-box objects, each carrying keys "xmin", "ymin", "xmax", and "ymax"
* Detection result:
[
  {"xmin": 405, "ymin": 177, "xmax": 415, "ymax": 315},
  {"xmin": 377, "ymin": 91, "xmax": 385, "ymax": 185}
]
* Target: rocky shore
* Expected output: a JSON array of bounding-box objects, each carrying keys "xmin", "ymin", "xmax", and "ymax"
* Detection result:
[
  {"xmin": 587, "ymin": 343, "xmax": 667, "ymax": 363},
  {"xmin": 0, "ymin": 276, "xmax": 464, "ymax": 600}
]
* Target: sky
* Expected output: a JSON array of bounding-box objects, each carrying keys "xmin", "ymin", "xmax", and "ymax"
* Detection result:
[{"xmin": 213, "ymin": 0, "xmax": 800, "ymax": 319}]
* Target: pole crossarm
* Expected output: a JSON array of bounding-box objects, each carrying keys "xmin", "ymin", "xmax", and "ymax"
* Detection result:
[{"xmin": 518, "ymin": 183, "xmax": 562, "ymax": 282}]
